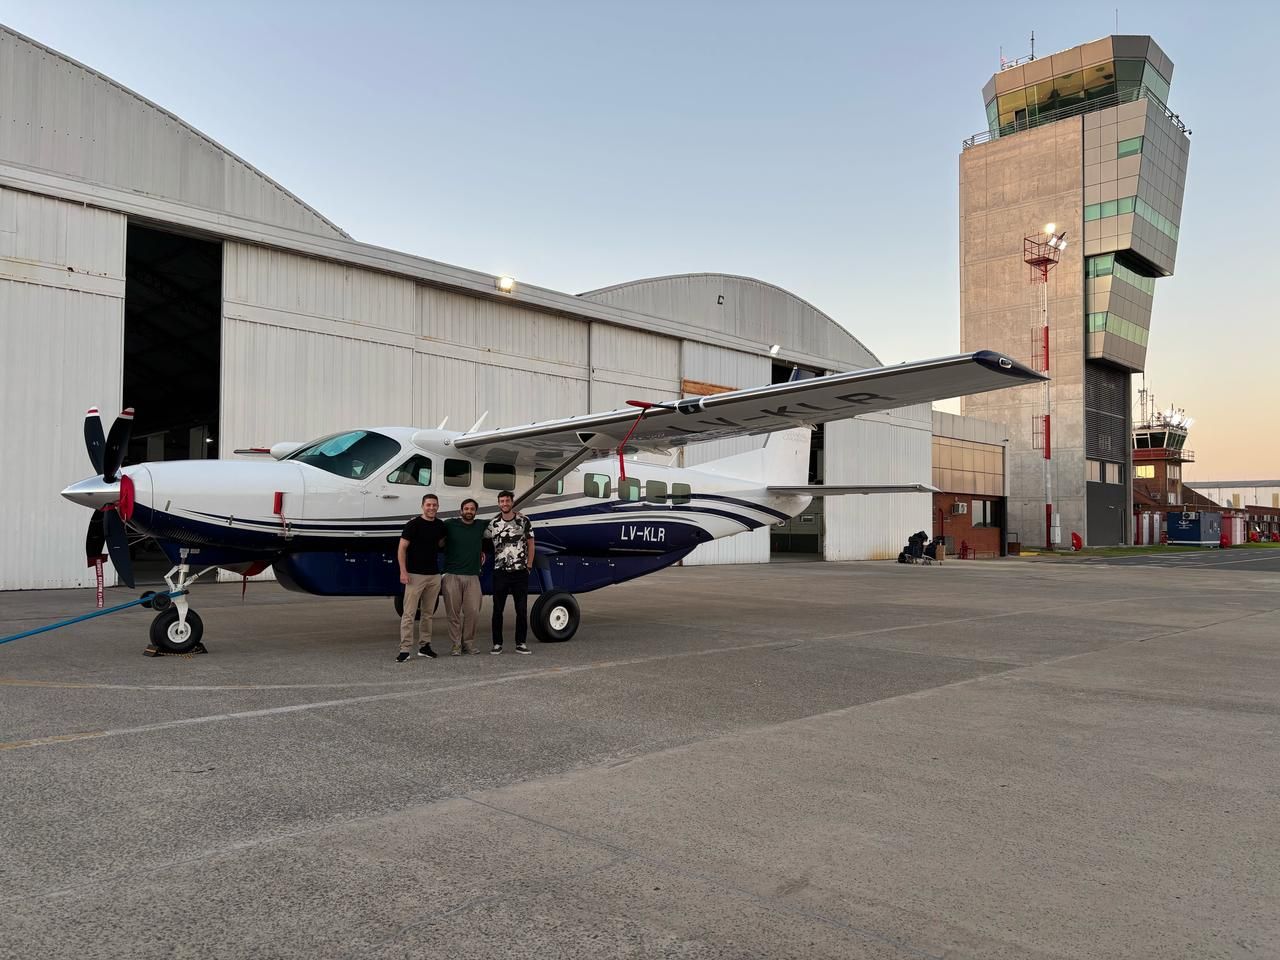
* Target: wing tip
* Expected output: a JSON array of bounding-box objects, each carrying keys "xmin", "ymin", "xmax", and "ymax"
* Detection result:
[{"xmin": 973, "ymin": 350, "xmax": 1048, "ymax": 381}]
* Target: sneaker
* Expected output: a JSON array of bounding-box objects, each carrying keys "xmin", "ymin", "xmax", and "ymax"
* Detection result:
[
  {"xmin": 515, "ymin": 642, "xmax": 531, "ymax": 655},
  {"xmin": 450, "ymin": 646, "xmax": 462, "ymax": 657},
  {"xmin": 491, "ymin": 644, "xmax": 502, "ymax": 655},
  {"xmin": 395, "ymin": 652, "xmax": 411, "ymax": 663},
  {"xmin": 462, "ymin": 645, "xmax": 478, "ymax": 655},
  {"xmin": 418, "ymin": 643, "xmax": 438, "ymax": 659}
]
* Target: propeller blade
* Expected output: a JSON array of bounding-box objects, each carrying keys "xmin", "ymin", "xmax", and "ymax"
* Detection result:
[
  {"xmin": 102, "ymin": 407, "xmax": 135, "ymax": 482},
  {"xmin": 84, "ymin": 407, "xmax": 105, "ymax": 475},
  {"xmin": 85, "ymin": 510, "xmax": 106, "ymax": 562},
  {"xmin": 103, "ymin": 509, "xmax": 135, "ymax": 588}
]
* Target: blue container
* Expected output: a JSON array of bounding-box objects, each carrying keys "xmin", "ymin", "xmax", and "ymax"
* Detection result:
[{"xmin": 1165, "ymin": 511, "xmax": 1222, "ymax": 546}]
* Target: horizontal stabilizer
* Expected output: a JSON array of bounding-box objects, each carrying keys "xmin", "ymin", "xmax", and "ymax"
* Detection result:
[{"xmin": 768, "ymin": 483, "xmax": 938, "ymax": 496}]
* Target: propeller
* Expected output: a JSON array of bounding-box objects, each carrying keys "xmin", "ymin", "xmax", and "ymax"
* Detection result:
[
  {"xmin": 84, "ymin": 406, "xmax": 105, "ymax": 475},
  {"xmin": 81, "ymin": 406, "xmax": 137, "ymax": 588}
]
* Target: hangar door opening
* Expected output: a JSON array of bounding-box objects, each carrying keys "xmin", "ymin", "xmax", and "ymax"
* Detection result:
[
  {"xmin": 123, "ymin": 225, "xmax": 222, "ymax": 463},
  {"xmin": 769, "ymin": 363, "xmax": 824, "ymax": 558}
]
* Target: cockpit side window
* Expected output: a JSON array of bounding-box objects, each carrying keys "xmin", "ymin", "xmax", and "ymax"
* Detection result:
[
  {"xmin": 288, "ymin": 430, "xmax": 401, "ymax": 480},
  {"xmin": 388, "ymin": 455, "xmax": 433, "ymax": 486}
]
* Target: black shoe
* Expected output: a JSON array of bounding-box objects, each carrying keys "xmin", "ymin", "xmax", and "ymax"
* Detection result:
[
  {"xmin": 418, "ymin": 643, "xmax": 438, "ymax": 659},
  {"xmin": 515, "ymin": 643, "xmax": 531, "ymax": 655},
  {"xmin": 491, "ymin": 644, "xmax": 502, "ymax": 655},
  {"xmin": 395, "ymin": 652, "xmax": 411, "ymax": 663}
]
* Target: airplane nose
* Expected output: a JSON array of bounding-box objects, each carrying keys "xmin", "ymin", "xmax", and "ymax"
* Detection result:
[{"xmin": 61, "ymin": 476, "xmax": 120, "ymax": 510}]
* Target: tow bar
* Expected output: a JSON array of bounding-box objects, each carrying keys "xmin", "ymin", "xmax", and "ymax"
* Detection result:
[{"xmin": 0, "ymin": 590, "xmax": 186, "ymax": 648}]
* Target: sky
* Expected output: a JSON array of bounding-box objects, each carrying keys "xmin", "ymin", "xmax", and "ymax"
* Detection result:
[{"xmin": 3, "ymin": 0, "xmax": 1277, "ymax": 479}]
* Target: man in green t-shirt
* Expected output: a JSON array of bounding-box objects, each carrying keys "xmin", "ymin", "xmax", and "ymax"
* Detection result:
[{"xmin": 441, "ymin": 498, "xmax": 487, "ymax": 654}]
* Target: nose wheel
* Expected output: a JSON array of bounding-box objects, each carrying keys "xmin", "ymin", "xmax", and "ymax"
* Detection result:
[
  {"xmin": 145, "ymin": 559, "xmax": 215, "ymax": 656},
  {"xmin": 149, "ymin": 606, "xmax": 205, "ymax": 654}
]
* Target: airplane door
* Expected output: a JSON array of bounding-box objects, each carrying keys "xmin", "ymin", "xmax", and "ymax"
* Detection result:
[{"xmin": 366, "ymin": 452, "xmax": 436, "ymax": 524}]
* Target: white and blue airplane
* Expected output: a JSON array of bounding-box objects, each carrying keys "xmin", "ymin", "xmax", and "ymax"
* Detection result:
[{"xmin": 61, "ymin": 351, "xmax": 1044, "ymax": 653}]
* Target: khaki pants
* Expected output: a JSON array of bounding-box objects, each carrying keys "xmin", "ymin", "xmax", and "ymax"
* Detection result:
[
  {"xmin": 400, "ymin": 573, "xmax": 441, "ymax": 652},
  {"xmin": 442, "ymin": 574, "xmax": 482, "ymax": 652}
]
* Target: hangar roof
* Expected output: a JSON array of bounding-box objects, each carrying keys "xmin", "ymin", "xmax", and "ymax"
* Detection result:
[
  {"xmin": 0, "ymin": 25, "xmax": 349, "ymax": 239},
  {"xmin": 582, "ymin": 274, "xmax": 878, "ymax": 370},
  {"xmin": 0, "ymin": 27, "xmax": 876, "ymax": 374}
]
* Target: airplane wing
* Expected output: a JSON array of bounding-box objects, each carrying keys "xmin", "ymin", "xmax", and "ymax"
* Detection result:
[
  {"xmin": 768, "ymin": 483, "xmax": 940, "ymax": 496},
  {"xmin": 452, "ymin": 350, "xmax": 1043, "ymax": 464}
]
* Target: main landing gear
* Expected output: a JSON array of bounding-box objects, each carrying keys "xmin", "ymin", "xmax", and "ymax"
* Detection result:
[
  {"xmin": 144, "ymin": 559, "xmax": 216, "ymax": 655},
  {"xmin": 531, "ymin": 590, "xmax": 579, "ymax": 643},
  {"xmin": 392, "ymin": 585, "xmax": 581, "ymax": 643}
]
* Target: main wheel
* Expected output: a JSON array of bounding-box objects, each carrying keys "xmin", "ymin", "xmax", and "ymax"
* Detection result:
[
  {"xmin": 150, "ymin": 607, "xmax": 204, "ymax": 654},
  {"xmin": 393, "ymin": 593, "xmax": 433, "ymax": 619},
  {"xmin": 531, "ymin": 591, "xmax": 580, "ymax": 643}
]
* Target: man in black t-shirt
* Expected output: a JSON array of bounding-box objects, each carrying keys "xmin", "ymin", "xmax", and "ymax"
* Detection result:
[{"xmin": 396, "ymin": 494, "xmax": 447, "ymax": 662}]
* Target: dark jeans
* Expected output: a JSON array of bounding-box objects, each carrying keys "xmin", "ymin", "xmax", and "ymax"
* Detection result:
[{"xmin": 491, "ymin": 569, "xmax": 529, "ymax": 646}]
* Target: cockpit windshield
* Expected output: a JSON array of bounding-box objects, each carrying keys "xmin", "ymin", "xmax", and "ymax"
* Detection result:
[{"xmin": 288, "ymin": 430, "xmax": 401, "ymax": 480}]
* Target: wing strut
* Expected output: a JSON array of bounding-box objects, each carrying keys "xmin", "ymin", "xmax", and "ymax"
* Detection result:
[
  {"xmin": 513, "ymin": 439, "xmax": 599, "ymax": 511},
  {"xmin": 617, "ymin": 401, "xmax": 666, "ymax": 481}
]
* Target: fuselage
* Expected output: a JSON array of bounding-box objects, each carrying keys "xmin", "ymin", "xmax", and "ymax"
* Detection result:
[{"xmin": 62, "ymin": 427, "xmax": 810, "ymax": 597}]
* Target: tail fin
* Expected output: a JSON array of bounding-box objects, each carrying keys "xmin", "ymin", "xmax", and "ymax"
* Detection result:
[{"xmin": 697, "ymin": 427, "xmax": 811, "ymax": 485}]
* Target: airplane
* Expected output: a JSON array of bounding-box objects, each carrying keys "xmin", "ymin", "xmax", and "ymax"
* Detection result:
[{"xmin": 61, "ymin": 350, "xmax": 1045, "ymax": 654}]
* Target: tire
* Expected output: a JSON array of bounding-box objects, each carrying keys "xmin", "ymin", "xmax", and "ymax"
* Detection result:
[
  {"xmin": 531, "ymin": 591, "xmax": 579, "ymax": 643},
  {"xmin": 150, "ymin": 607, "xmax": 204, "ymax": 654},
  {"xmin": 393, "ymin": 593, "xmax": 426, "ymax": 620}
]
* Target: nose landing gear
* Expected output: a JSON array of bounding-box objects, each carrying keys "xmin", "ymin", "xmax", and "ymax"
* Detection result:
[{"xmin": 144, "ymin": 559, "xmax": 216, "ymax": 656}]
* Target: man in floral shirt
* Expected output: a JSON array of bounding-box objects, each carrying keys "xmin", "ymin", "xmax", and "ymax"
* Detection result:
[{"xmin": 483, "ymin": 490, "xmax": 535, "ymax": 654}]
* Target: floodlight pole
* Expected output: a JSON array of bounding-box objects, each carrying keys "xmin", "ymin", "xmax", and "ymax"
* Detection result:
[
  {"xmin": 1024, "ymin": 228, "xmax": 1066, "ymax": 549},
  {"xmin": 1041, "ymin": 278, "xmax": 1055, "ymax": 549}
]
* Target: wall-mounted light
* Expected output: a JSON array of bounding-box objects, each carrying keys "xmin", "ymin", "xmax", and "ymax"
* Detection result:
[
  {"xmin": 496, "ymin": 276, "xmax": 516, "ymax": 294},
  {"xmin": 769, "ymin": 344, "xmax": 781, "ymax": 357}
]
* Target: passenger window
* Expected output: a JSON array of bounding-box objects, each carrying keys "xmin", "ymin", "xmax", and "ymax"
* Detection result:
[
  {"xmin": 535, "ymin": 468, "xmax": 565, "ymax": 495},
  {"xmin": 584, "ymin": 473, "xmax": 610, "ymax": 498},
  {"xmin": 483, "ymin": 463, "xmax": 516, "ymax": 491},
  {"xmin": 444, "ymin": 459, "xmax": 472, "ymax": 487},
  {"xmin": 387, "ymin": 455, "xmax": 433, "ymax": 486},
  {"xmin": 620, "ymin": 478, "xmax": 641, "ymax": 502},
  {"xmin": 645, "ymin": 480, "xmax": 667, "ymax": 503},
  {"xmin": 671, "ymin": 482, "xmax": 691, "ymax": 505}
]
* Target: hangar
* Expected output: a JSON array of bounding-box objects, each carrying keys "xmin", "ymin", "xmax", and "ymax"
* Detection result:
[{"xmin": 0, "ymin": 25, "xmax": 932, "ymax": 590}]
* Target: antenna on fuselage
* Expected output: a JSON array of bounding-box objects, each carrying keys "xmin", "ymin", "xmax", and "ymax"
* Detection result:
[
  {"xmin": 468, "ymin": 411, "xmax": 489, "ymax": 433},
  {"xmin": 436, "ymin": 416, "xmax": 449, "ymax": 430}
]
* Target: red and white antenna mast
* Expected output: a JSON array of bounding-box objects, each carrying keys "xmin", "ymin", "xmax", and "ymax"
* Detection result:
[{"xmin": 1024, "ymin": 224, "xmax": 1067, "ymax": 549}]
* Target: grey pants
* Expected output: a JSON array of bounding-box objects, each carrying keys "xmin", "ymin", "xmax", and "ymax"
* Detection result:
[
  {"xmin": 442, "ymin": 574, "xmax": 482, "ymax": 651},
  {"xmin": 399, "ymin": 573, "xmax": 441, "ymax": 652}
]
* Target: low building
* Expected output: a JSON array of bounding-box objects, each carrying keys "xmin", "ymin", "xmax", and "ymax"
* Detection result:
[{"xmin": 931, "ymin": 411, "xmax": 1008, "ymax": 557}]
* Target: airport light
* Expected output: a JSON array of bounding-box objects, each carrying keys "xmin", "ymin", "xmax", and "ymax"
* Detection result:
[
  {"xmin": 1024, "ymin": 222, "xmax": 1069, "ymax": 549},
  {"xmin": 496, "ymin": 275, "xmax": 516, "ymax": 294}
]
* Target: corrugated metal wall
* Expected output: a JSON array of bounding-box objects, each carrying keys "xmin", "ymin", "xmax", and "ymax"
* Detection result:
[
  {"xmin": 222, "ymin": 243, "xmax": 416, "ymax": 450},
  {"xmin": 680, "ymin": 342, "xmax": 772, "ymax": 564},
  {"xmin": 0, "ymin": 187, "xmax": 125, "ymax": 589},
  {"xmin": 0, "ymin": 26, "xmax": 345, "ymax": 239},
  {"xmin": 223, "ymin": 243, "xmax": 600, "ymax": 449},
  {"xmin": 418, "ymin": 287, "xmax": 588, "ymax": 431},
  {"xmin": 823, "ymin": 409, "xmax": 933, "ymax": 561}
]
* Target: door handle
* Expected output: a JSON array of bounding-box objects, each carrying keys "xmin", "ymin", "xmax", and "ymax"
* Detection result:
[{"xmin": 379, "ymin": 494, "xmax": 400, "ymax": 499}]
